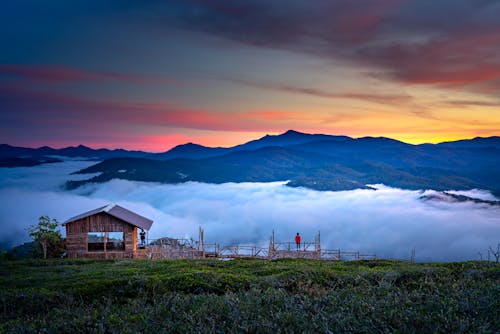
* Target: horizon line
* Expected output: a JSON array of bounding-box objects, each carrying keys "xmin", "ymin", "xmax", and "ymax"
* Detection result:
[{"xmin": 1, "ymin": 130, "xmax": 499, "ymax": 153}]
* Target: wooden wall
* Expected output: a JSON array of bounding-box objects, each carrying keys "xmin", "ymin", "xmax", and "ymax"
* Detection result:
[{"xmin": 65, "ymin": 212, "xmax": 139, "ymax": 259}]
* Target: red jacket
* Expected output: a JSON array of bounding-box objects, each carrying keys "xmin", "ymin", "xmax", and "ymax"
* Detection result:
[{"xmin": 295, "ymin": 235, "xmax": 301, "ymax": 244}]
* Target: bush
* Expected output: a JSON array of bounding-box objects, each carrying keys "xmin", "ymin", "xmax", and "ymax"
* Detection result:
[{"xmin": 0, "ymin": 259, "xmax": 498, "ymax": 333}]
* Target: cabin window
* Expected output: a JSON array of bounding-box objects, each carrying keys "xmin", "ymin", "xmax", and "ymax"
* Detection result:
[
  {"xmin": 106, "ymin": 232, "xmax": 125, "ymax": 251},
  {"xmin": 87, "ymin": 232, "xmax": 125, "ymax": 251},
  {"xmin": 88, "ymin": 232, "xmax": 105, "ymax": 251}
]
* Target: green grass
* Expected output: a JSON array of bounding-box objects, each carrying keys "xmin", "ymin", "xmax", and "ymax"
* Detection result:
[{"xmin": 0, "ymin": 258, "xmax": 499, "ymax": 333}]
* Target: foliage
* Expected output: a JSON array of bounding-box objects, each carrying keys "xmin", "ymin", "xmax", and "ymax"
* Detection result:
[
  {"xmin": 0, "ymin": 259, "xmax": 498, "ymax": 333},
  {"xmin": 0, "ymin": 242, "xmax": 39, "ymax": 260},
  {"xmin": 27, "ymin": 216, "xmax": 65, "ymax": 259}
]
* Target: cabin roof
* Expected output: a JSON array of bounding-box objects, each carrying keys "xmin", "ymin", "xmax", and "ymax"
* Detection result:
[{"xmin": 63, "ymin": 204, "xmax": 153, "ymax": 231}]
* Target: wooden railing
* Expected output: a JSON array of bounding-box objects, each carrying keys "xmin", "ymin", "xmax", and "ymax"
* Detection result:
[{"xmin": 140, "ymin": 231, "xmax": 376, "ymax": 261}]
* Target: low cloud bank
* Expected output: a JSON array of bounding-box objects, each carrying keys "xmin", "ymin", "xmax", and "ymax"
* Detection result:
[
  {"xmin": 445, "ymin": 189, "xmax": 499, "ymax": 201},
  {"xmin": 1, "ymin": 162, "xmax": 499, "ymax": 261}
]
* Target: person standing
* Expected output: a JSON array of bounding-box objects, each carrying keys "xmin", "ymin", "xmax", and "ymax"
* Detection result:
[
  {"xmin": 139, "ymin": 229, "xmax": 146, "ymax": 249},
  {"xmin": 295, "ymin": 232, "xmax": 301, "ymax": 251}
]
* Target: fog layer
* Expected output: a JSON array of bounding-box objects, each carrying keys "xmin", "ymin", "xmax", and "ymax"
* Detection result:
[{"xmin": 1, "ymin": 161, "xmax": 499, "ymax": 261}]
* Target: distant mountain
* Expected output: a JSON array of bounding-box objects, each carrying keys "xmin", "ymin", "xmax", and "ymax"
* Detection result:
[
  {"xmin": 0, "ymin": 144, "xmax": 154, "ymax": 162},
  {"xmin": 156, "ymin": 143, "xmax": 227, "ymax": 160},
  {"xmin": 155, "ymin": 130, "xmax": 352, "ymax": 159},
  {"xmin": 4, "ymin": 131, "xmax": 499, "ymax": 162},
  {"xmin": 0, "ymin": 156, "xmax": 61, "ymax": 168},
  {"xmin": 3, "ymin": 131, "xmax": 500, "ymax": 195},
  {"xmin": 1, "ymin": 130, "xmax": 354, "ymax": 162},
  {"xmin": 66, "ymin": 131, "xmax": 500, "ymax": 195},
  {"xmin": 232, "ymin": 130, "xmax": 351, "ymax": 151},
  {"xmin": 435, "ymin": 136, "xmax": 500, "ymax": 149}
]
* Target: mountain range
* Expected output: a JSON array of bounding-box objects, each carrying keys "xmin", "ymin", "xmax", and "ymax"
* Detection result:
[{"xmin": 1, "ymin": 130, "xmax": 500, "ymax": 195}]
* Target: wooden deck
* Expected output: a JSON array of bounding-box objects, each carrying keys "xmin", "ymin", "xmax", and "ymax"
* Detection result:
[{"xmin": 136, "ymin": 230, "xmax": 376, "ymax": 261}]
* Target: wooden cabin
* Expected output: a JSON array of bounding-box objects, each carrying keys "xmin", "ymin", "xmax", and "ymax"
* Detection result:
[{"xmin": 63, "ymin": 204, "xmax": 153, "ymax": 259}]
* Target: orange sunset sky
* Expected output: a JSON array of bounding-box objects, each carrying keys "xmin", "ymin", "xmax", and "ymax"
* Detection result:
[{"xmin": 1, "ymin": 1, "xmax": 499, "ymax": 151}]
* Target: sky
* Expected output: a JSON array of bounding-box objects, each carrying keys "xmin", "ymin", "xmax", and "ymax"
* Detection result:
[
  {"xmin": 1, "ymin": 161, "xmax": 499, "ymax": 261},
  {"xmin": 1, "ymin": 0, "xmax": 500, "ymax": 151}
]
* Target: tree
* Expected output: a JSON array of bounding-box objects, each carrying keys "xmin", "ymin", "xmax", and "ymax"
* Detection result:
[
  {"xmin": 28, "ymin": 216, "xmax": 64, "ymax": 259},
  {"xmin": 489, "ymin": 244, "xmax": 500, "ymax": 263}
]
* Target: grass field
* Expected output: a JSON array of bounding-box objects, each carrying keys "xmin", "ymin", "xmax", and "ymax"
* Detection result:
[{"xmin": 0, "ymin": 258, "xmax": 499, "ymax": 333}]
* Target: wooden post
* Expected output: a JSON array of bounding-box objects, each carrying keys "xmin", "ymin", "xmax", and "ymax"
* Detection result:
[
  {"xmin": 198, "ymin": 226, "xmax": 201, "ymax": 251},
  {"xmin": 199, "ymin": 226, "xmax": 205, "ymax": 258},
  {"xmin": 316, "ymin": 231, "xmax": 321, "ymax": 260},
  {"xmin": 272, "ymin": 230, "xmax": 275, "ymax": 253},
  {"xmin": 104, "ymin": 232, "xmax": 107, "ymax": 257},
  {"xmin": 268, "ymin": 230, "xmax": 275, "ymax": 259}
]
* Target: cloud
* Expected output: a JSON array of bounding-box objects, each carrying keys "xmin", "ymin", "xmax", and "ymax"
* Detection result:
[
  {"xmin": 173, "ymin": 0, "xmax": 400, "ymax": 48},
  {"xmin": 0, "ymin": 85, "xmax": 339, "ymax": 148},
  {"xmin": 359, "ymin": 29, "xmax": 500, "ymax": 87},
  {"xmin": 3, "ymin": 1, "xmax": 500, "ymax": 151},
  {"xmin": 0, "ymin": 85, "xmax": 237, "ymax": 136},
  {"xmin": 445, "ymin": 189, "xmax": 499, "ymax": 202},
  {"xmin": 226, "ymin": 78, "xmax": 413, "ymax": 106},
  {"xmin": 441, "ymin": 100, "xmax": 500, "ymax": 108},
  {"xmin": 167, "ymin": 0, "xmax": 500, "ymax": 92},
  {"xmin": 0, "ymin": 64, "xmax": 182, "ymax": 85},
  {"xmin": 0, "ymin": 161, "xmax": 100, "ymax": 249},
  {"xmin": 1, "ymin": 161, "xmax": 499, "ymax": 261}
]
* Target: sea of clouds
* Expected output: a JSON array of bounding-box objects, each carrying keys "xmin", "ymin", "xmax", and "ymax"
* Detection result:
[{"xmin": 1, "ymin": 161, "xmax": 499, "ymax": 261}]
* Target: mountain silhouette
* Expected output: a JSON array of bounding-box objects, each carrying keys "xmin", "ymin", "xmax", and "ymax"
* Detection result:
[
  {"xmin": 26, "ymin": 130, "xmax": 495, "ymax": 196},
  {"xmin": 2, "ymin": 131, "xmax": 499, "ymax": 195}
]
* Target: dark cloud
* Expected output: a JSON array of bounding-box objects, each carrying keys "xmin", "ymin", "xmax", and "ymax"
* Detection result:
[
  {"xmin": 174, "ymin": 0, "xmax": 400, "ymax": 47},
  {"xmin": 359, "ymin": 29, "xmax": 500, "ymax": 86},
  {"xmin": 227, "ymin": 78, "xmax": 413, "ymax": 106},
  {"xmin": 167, "ymin": 0, "xmax": 500, "ymax": 90},
  {"xmin": 3, "ymin": 1, "xmax": 499, "ymax": 91},
  {"xmin": 443, "ymin": 100, "xmax": 500, "ymax": 108}
]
